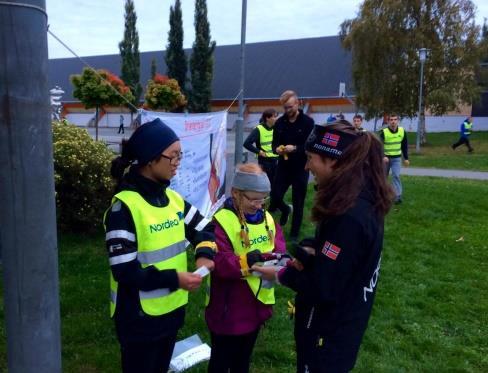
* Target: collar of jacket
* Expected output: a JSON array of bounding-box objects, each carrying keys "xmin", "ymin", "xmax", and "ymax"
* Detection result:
[{"xmin": 118, "ymin": 166, "xmax": 171, "ymax": 207}]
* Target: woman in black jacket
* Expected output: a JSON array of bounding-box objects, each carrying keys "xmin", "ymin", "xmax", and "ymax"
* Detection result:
[
  {"xmin": 254, "ymin": 121, "xmax": 394, "ymax": 372},
  {"xmin": 104, "ymin": 118, "xmax": 216, "ymax": 373}
]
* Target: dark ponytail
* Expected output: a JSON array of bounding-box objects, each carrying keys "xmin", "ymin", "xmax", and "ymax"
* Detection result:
[
  {"xmin": 259, "ymin": 108, "xmax": 277, "ymax": 124},
  {"xmin": 110, "ymin": 139, "xmax": 133, "ymax": 187}
]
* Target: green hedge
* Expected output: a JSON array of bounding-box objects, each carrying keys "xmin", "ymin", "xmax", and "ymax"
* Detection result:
[{"xmin": 53, "ymin": 120, "xmax": 115, "ymax": 232}]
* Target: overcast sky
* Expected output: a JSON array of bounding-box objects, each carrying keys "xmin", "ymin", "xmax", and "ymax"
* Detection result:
[{"xmin": 47, "ymin": 0, "xmax": 488, "ymax": 59}]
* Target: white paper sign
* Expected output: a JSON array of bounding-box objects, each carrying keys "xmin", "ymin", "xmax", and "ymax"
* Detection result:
[{"xmin": 140, "ymin": 110, "xmax": 227, "ymax": 217}]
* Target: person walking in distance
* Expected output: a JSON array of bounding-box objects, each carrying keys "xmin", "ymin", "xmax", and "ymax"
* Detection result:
[
  {"xmin": 452, "ymin": 116, "xmax": 474, "ymax": 153},
  {"xmin": 243, "ymin": 108, "xmax": 279, "ymax": 199},
  {"xmin": 271, "ymin": 90, "xmax": 314, "ymax": 242},
  {"xmin": 380, "ymin": 114, "xmax": 409, "ymax": 204},
  {"xmin": 118, "ymin": 114, "xmax": 125, "ymax": 134}
]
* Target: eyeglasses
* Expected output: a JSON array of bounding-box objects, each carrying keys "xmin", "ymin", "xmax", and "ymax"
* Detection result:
[
  {"xmin": 160, "ymin": 152, "xmax": 183, "ymax": 165},
  {"xmin": 242, "ymin": 193, "xmax": 270, "ymax": 205}
]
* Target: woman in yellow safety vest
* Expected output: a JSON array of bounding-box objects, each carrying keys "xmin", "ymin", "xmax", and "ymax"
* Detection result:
[
  {"xmin": 205, "ymin": 163, "xmax": 289, "ymax": 373},
  {"xmin": 104, "ymin": 118, "xmax": 216, "ymax": 373},
  {"xmin": 243, "ymin": 108, "xmax": 279, "ymax": 185}
]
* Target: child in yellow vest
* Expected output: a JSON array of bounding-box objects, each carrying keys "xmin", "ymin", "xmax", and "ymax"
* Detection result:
[{"xmin": 205, "ymin": 163, "xmax": 288, "ymax": 373}]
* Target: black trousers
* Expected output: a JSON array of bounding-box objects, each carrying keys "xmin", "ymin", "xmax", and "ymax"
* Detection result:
[
  {"xmin": 258, "ymin": 158, "xmax": 278, "ymax": 187},
  {"xmin": 270, "ymin": 165, "xmax": 309, "ymax": 237},
  {"xmin": 120, "ymin": 333, "xmax": 177, "ymax": 373},
  {"xmin": 118, "ymin": 123, "xmax": 125, "ymax": 134},
  {"xmin": 295, "ymin": 326, "xmax": 355, "ymax": 373},
  {"xmin": 258, "ymin": 158, "xmax": 278, "ymax": 207},
  {"xmin": 208, "ymin": 329, "xmax": 260, "ymax": 373},
  {"xmin": 452, "ymin": 137, "xmax": 473, "ymax": 151}
]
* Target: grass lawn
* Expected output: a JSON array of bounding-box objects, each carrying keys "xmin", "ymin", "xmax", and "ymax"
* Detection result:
[
  {"xmin": 405, "ymin": 131, "xmax": 488, "ymax": 171},
  {"xmin": 0, "ymin": 176, "xmax": 486, "ymax": 372}
]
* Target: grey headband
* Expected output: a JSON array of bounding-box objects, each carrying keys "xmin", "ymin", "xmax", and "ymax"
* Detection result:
[{"xmin": 232, "ymin": 171, "xmax": 271, "ymax": 193}]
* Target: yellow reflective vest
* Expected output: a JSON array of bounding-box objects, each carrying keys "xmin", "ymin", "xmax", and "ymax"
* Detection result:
[
  {"xmin": 256, "ymin": 124, "xmax": 278, "ymax": 158},
  {"xmin": 107, "ymin": 189, "xmax": 188, "ymax": 317},
  {"xmin": 213, "ymin": 208, "xmax": 276, "ymax": 305},
  {"xmin": 463, "ymin": 121, "xmax": 472, "ymax": 136},
  {"xmin": 383, "ymin": 127, "xmax": 405, "ymax": 157}
]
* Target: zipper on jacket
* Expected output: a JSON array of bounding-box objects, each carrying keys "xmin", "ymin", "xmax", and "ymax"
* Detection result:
[{"xmin": 306, "ymin": 307, "xmax": 315, "ymax": 329}]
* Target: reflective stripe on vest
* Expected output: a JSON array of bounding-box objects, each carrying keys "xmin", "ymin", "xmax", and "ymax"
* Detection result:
[
  {"xmin": 257, "ymin": 124, "xmax": 278, "ymax": 158},
  {"xmin": 107, "ymin": 188, "xmax": 188, "ymax": 317},
  {"xmin": 213, "ymin": 208, "xmax": 276, "ymax": 305},
  {"xmin": 463, "ymin": 121, "xmax": 472, "ymax": 135},
  {"xmin": 383, "ymin": 127, "xmax": 405, "ymax": 157}
]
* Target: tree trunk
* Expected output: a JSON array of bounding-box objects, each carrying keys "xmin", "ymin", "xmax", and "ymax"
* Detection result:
[
  {"xmin": 420, "ymin": 113, "xmax": 427, "ymax": 144},
  {"xmin": 95, "ymin": 106, "xmax": 99, "ymax": 141}
]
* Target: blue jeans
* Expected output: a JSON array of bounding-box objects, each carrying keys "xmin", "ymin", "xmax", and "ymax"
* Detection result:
[{"xmin": 385, "ymin": 157, "xmax": 402, "ymax": 200}]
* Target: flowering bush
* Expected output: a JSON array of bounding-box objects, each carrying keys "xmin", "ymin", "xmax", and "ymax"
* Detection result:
[
  {"xmin": 71, "ymin": 68, "xmax": 134, "ymax": 109},
  {"xmin": 144, "ymin": 74, "xmax": 187, "ymax": 111},
  {"xmin": 53, "ymin": 120, "xmax": 115, "ymax": 232}
]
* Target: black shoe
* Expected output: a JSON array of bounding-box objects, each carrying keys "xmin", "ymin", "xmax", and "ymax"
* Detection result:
[
  {"xmin": 394, "ymin": 198, "xmax": 402, "ymax": 205},
  {"xmin": 280, "ymin": 204, "xmax": 293, "ymax": 226},
  {"xmin": 451, "ymin": 144, "xmax": 455, "ymax": 150},
  {"xmin": 468, "ymin": 149, "xmax": 474, "ymax": 153}
]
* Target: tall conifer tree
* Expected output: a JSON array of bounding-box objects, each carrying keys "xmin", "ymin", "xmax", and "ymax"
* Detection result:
[
  {"xmin": 151, "ymin": 58, "xmax": 157, "ymax": 79},
  {"xmin": 189, "ymin": 0, "xmax": 216, "ymax": 112},
  {"xmin": 166, "ymin": 0, "xmax": 187, "ymax": 94},
  {"xmin": 119, "ymin": 0, "xmax": 142, "ymax": 111}
]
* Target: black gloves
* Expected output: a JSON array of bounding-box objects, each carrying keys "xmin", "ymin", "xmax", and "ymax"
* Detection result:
[
  {"xmin": 246, "ymin": 249, "xmax": 264, "ymax": 267},
  {"xmin": 294, "ymin": 238, "xmax": 317, "ymax": 267}
]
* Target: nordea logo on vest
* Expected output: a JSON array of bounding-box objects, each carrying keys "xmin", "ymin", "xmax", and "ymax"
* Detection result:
[
  {"xmin": 249, "ymin": 235, "xmax": 269, "ymax": 246},
  {"xmin": 149, "ymin": 218, "xmax": 180, "ymax": 233}
]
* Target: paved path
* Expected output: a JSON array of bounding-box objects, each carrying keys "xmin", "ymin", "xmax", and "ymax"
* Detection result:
[
  {"xmin": 85, "ymin": 127, "xmax": 488, "ymax": 181},
  {"xmin": 401, "ymin": 167, "xmax": 488, "ymax": 180}
]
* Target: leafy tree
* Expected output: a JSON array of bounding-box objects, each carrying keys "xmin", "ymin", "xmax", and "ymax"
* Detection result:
[
  {"xmin": 477, "ymin": 18, "xmax": 488, "ymax": 88},
  {"xmin": 119, "ymin": 0, "xmax": 142, "ymax": 114},
  {"xmin": 71, "ymin": 68, "xmax": 134, "ymax": 140},
  {"xmin": 341, "ymin": 0, "xmax": 482, "ymax": 142},
  {"xmin": 189, "ymin": 0, "xmax": 216, "ymax": 112},
  {"xmin": 151, "ymin": 58, "xmax": 157, "ymax": 79},
  {"xmin": 144, "ymin": 74, "xmax": 187, "ymax": 111},
  {"xmin": 165, "ymin": 0, "xmax": 187, "ymax": 94}
]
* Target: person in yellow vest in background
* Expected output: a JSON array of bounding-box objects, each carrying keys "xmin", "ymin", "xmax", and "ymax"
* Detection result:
[
  {"xmin": 205, "ymin": 163, "xmax": 288, "ymax": 373},
  {"xmin": 380, "ymin": 114, "xmax": 410, "ymax": 204},
  {"xmin": 243, "ymin": 108, "xmax": 279, "ymax": 187},
  {"xmin": 104, "ymin": 118, "xmax": 216, "ymax": 373},
  {"xmin": 452, "ymin": 116, "xmax": 474, "ymax": 152}
]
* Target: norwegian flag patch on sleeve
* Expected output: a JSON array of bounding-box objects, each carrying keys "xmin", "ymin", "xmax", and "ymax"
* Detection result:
[{"xmin": 321, "ymin": 241, "xmax": 342, "ymax": 260}]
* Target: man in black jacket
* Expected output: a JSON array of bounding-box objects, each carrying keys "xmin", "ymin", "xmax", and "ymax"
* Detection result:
[{"xmin": 271, "ymin": 90, "xmax": 314, "ymax": 241}]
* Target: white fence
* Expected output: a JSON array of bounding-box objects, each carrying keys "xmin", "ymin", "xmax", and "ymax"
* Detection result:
[{"xmin": 67, "ymin": 111, "xmax": 487, "ymax": 133}]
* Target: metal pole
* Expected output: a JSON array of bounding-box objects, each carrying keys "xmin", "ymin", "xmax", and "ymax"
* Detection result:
[
  {"xmin": 0, "ymin": 1, "xmax": 62, "ymax": 372},
  {"xmin": 234, "ymin": 0, "xmax": 247, "ymax": 165},
  {"xmin": 416, "ymin": 59, "xmax": 425, "ymax": 153}
]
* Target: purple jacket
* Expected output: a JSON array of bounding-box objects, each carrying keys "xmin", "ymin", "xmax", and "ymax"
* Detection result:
[{"xmin": 205, "ymin": 209, "xmax": 286, "ymax": 335}]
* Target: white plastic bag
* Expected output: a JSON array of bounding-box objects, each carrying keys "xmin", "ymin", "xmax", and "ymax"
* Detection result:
[{"xmin": 169, "ymin": 334, "xmax": 211, "ymax": 372}]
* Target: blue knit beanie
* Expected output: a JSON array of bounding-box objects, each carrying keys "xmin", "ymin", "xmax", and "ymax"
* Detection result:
[{"xmin": 126, "ymin": 118, "xmax": 179, "ymax": 165}]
